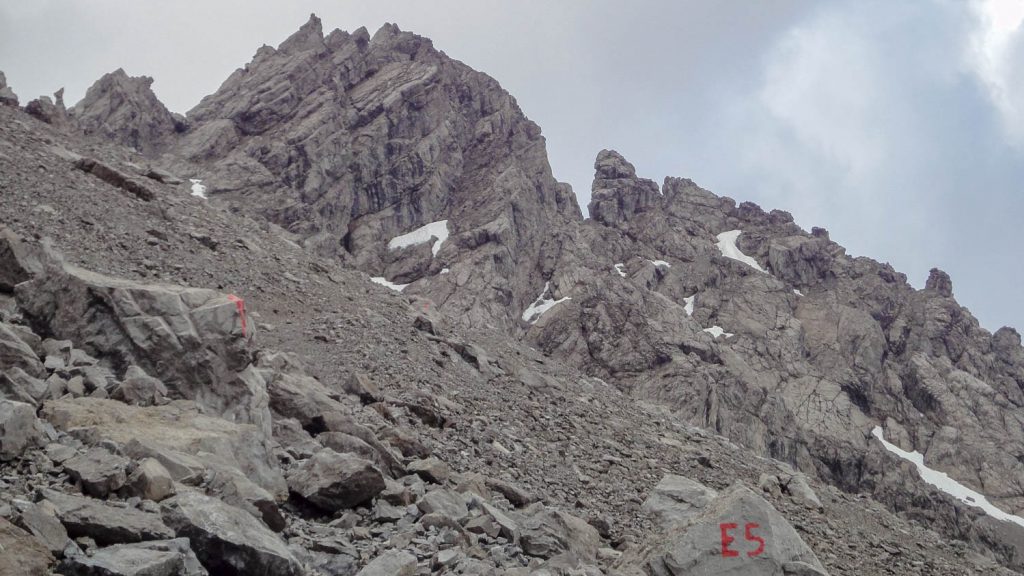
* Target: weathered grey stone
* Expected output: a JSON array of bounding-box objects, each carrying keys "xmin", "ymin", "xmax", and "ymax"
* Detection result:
[
  {"xmin": 59, "ymin": 538, "xmax": 208, "ymax": 576},
  {"xmin": 73, "ymin": 69, "xmax": 185, "ymax": 154},
  {"xmin": 407, "ymin": 456, "xmax": 449, "ymax": 484},
  {"xmin": 113, "ymin": 366, "xmax": 168, "ymax": 407},
  {"xmin": 42, "ymin": 398, "xmax": 285, "ymax": 498},
  {"xmin": 0, "ymin": 367, "xmax": 48, "ymax": 405},
  {"xmin": 160, "ymin": 490, "xmax": 302, "ymax": 576},
  {"xmin": 127, "ymin": 458, "xmax": 175, "ymax": 502},
  {"xmin": 39, "ymin": 488, "xmax": 174, "ymax": 545},
  {"xmin": 634, "ymin": 484, "xmax": 828, "ymax": 576},
  {"xmin": 416, "ymin": 488, "xmax": 469, "ymax": 523},
  {"xmin": 0, "ymin": 71, "xmax": 19, "ymax": 107},
  {"xmin": 0, "ymin": 399, "xmax": 46, "ymax": 460},
  {"xmin": 64, "ymin": 447, "xmax": 130, "ymax": 498},
  {"xmin": 13, "ymin": 499, "xmax": 70, "ymax": 556},
  {"xmin": 519, "ymin": 506, "xmax": 601, "ymax": 561},
  {"xmin": 286, "ymin": 449, "xmax": 385, "ymax": 513},
  {"xmin": 0, "ymin": 516, "xmax": 52, "ymax": 575},
  {"xmin": 0, "ymin": 321, "xmax": 43, "ymax": 378},
  {"xmin": 343, "ymin": 372, "xmax": 381, "ymax": 404},
  {"xmin": 206, "ymin": 465, "xmax": 285, "ymax": 532},
  {"xmin": 641, "ymin": 474, "xmax": 718, "ymax": 531},
  {"xmin": 355, "ymin": 549, "xmax": 416, "ymax": 576}
]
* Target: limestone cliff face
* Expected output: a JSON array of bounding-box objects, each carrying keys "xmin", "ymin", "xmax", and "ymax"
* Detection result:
[
  {"xmin": 527, "ymin": 149, "xmax": 1024, "ymax": 545},
  {"xmin": 164, "ymin": 15, "xmax": 580, "ymax": 330}
]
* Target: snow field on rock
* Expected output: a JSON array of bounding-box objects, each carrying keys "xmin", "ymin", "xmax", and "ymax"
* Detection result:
[
  {"xmin": 522, "ymin": 281, "xmax": 571, "ymax": 324},
  {"xmin": 872, "ymin": 426, "xmax": 1024, "ymax": 528},
  {"xmin": 716, "ymin": 230, "xmax": 765, "ymax": 272},
  {"xmin": 388, "ymin": 220, "xmax": 449, "ymax": 257}
]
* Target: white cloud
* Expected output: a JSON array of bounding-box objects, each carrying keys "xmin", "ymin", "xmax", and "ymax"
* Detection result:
[{"xmin": 968, "ymin": 0, "xmax": 1024, "ymax": 145}]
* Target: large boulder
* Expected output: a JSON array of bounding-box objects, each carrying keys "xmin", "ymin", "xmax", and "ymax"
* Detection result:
[
  {"xmin": 0, "ymin": 321, "xmax": 43, "ymax": 378},
  {"xmin": 518, "ymin": 506, "xmax": 601, "ymax": 561},
  {"xmin": 59, "ymin": 538, "xmax": 207, "ymax": 576},
  {"xmin": 0, "ymin": 399, "xmax": 47, "ymax": 460},
  {"xmin": 641, "ymin": 474, "xmax": 718, "ymax": 531},
  {"xmin": 355, "ymin": 550, "xmax": 416, "ymax": 576},
  {"xmin": 286, "ymin": 449, "xmax": 386, "ymax": 513},
  {"xmin": 16, "ymin": 259, "xmax": 267, "ymax": 436},
  {"xmin": 64, "ymin": 446, "xmax": 130, "ymax": 498},
  {"xmin": 160, "ymin": 491, "xmax": 303, "ymax": 576},
  {"xmin": 42, "ymin": 398, "xmax": 286, "ymax": 498},
  {"xmin": 0, "ymin": 517, "xmax": 52, "ymax": 576},
  {"xmin": 39, "ymin": 488, "xmax": 174, "ymax": 546},
  {"xmin": 627, "ymin": 484, "xmax": 828, "ymax": 576}
]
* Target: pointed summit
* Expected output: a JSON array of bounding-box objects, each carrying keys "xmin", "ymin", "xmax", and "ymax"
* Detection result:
[
  {"xmin": 588, "ymin": 149, "xmax": 660, "ymax": 225},
  {"xmin": 279, "ymin": 13, "xmax": 324, "ymax": 53},
  {"xmin": 73, "ymin": 69, "xmax": 183, "ymax": 154}
]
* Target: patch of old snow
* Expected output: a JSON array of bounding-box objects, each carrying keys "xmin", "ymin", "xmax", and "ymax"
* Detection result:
[
  {"xmin": 872, "ymin": 426, "xmax": 1024, "ymax": 528},
  {"xmin": 703, "ymin": 326, "xmax": 734, "ymax": 339},
  {"xmin": 388, "ymin": 220, "xmax": 449, "ymax": 257},
  {"xmin": 794, "ymin": 289, "xmax": 804, "ymax": 296},
  {"xmin": 715, "ymin": 230, "xmax": 765, "ymax": 272},
  {"xmin": 650, "ymin": 259, "xmax": 671, "ymax": 269},
  {"xmin": 189, "ymin": 179, "xmax": 207, "ymax": 199},
  {"xmin": 522, "ymin": 282, "xmax": 571, "ymax": 324},
  {"xmin": 440, "ymin": 267, "xmax": 450, "ymax": 275},
  {"xmin": 683, "ymin": 295, "xmax": 695, "ymax": 316},
  {"xmin": 613, "ymin": 263, "xmax": 627, "ymax": 277},
  {"xmin": 370, "ymin": 276, "xmax": 409, "ymax": 292}
]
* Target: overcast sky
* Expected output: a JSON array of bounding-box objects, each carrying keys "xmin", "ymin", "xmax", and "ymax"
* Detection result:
[{"xmin": 2, "ymin": 1, "xmax": 1024, "ymax": 332}]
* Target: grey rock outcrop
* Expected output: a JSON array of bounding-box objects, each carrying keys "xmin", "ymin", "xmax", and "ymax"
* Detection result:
[
  {"xmin": 161, "ymin": 490, "xmax": 303, "ymax": 576},
  {"xmin": 0, "ymin": 71, "xmax": 18, "ymax": 107},
  {"xmin": 73, "ymin": 69, "xmax": 185, "ymax": 154}
]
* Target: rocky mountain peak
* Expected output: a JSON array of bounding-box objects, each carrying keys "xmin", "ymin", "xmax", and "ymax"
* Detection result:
[
  {"xmin": 925, "ymin": 267, "xmax": 954, "ymax": 297},
  {"xmin": 0, "ymin": 71, "xmax": 18, "ymax": 107},
  {"xmin": 588, "ymin": 149, "xmax": 661, "ymax": 225},
  {"xmin": 73, "ymin": 68, "xmax": 184, "ymax": 154},
  {"xmin": 278, "ymin": 13, "xmax": 324, "ymax": 54}
]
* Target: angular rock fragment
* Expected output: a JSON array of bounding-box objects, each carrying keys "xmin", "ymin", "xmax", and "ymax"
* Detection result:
[
  {"xmin": 0, "ymin": 399, "xmax": 46, "ymax": 460},
  {"xmin": 161, "ymin": 491, "xmax": 302, "ymax": 576},
  {"xmin": 64, "ymin": 447, "xmax": 130, "ymax": 498},
  {"xmin": 40, "ymin": 488, "xmax": 174, "ymax": 545},
  {"xmin": 0, "ymin": 517, "xmax": 53, "ymax": 575},
  {"xmin": 286, "ymin": 449, "xmax": 385, "ymax": 513}
]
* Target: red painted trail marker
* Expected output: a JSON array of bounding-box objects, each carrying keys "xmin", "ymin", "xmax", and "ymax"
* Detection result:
[
  {"xmin": 227, "ymin": 294, "xmax": 247, "ymax": 337},
  {"xmin": 720, "ymin": 522, "xmax": 765, "ymax": 558}
]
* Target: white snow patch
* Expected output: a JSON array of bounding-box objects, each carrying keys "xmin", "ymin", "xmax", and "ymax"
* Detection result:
[
  {"xmin": 522, "ymin": 281, "xmax": 571, "ymax": 324},
  {"xmin": 388, "ymin": 220, "xmax": 449, "ymax": 257},
  {"xmin": 703, "ymin": 326, "xmax": 734, "ymax": 339},
  {"xmin": 440, "ymin": 268, "xmax": 450, "ymax": 275},
  {"xmin": 715, "ymin": 230, "xmax": 765, "ymax": 272},
  {"xmin": 613, "ymin": 263, "xmax": 627, "ymax": 277},
  {"xmin": 189, "ymin": 179, "xmax": 207, "ymax": 199},
  {"xmin": 370, "ymin": 277, "xmax": 408, "ymax": 292},
  {"xmin": 872, "ymin": 426, "xmax": 1024, "ymax": 528},
  {"xmin": 794, "ymin": 289, "xmax": 804, "ymax": 297},
  {"xmin": 650, "ymin": 259, "xmax": 671, "ymax": 269},
  {"xmin": 683, "ymin": 295, "xmax": 695, "ymax": 316}
]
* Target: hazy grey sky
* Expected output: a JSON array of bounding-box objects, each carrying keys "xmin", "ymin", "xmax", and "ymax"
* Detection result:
[{"xmin": 3, "ymin": 1, "xmax": 1024, "ymax": 332}]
